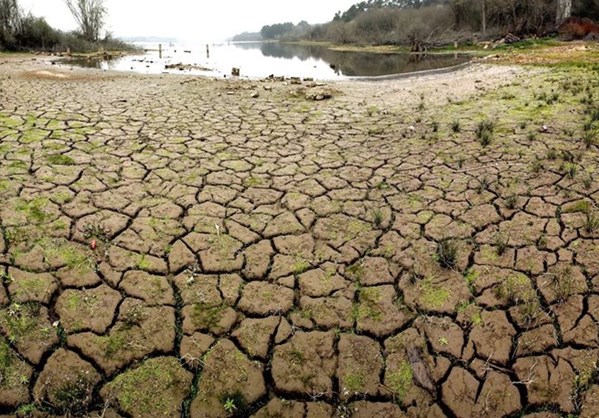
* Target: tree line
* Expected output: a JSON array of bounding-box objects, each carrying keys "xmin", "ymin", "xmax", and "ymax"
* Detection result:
[
  {"xmin": 252, "ymin": 0, "xmax": 598, "ymax": 47},
  {"xmin": 260, "ymin": 21, "xmax": 312, "ymax": 40},
  {"xmin": 0, "ymin": 0, "xmax": 132, "ymax": 51}
]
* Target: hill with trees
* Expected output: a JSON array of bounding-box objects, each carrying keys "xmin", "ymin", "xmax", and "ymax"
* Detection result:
[
  {"xmin": 313, "ymin": 0, "xmax": 598, "ymax": 47},
  {"xmin": 233, "ymin": 0, "xmax": 598, "ymax": 50}
]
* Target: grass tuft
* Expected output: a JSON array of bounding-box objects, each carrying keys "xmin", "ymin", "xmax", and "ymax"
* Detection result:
[
  {"xmin": 475, "ymin": 119, "xmax": 495, "ymax": 147},
  {"xmin": 436, "ymin": 239, "xmax": 458, "ymax": 269}
]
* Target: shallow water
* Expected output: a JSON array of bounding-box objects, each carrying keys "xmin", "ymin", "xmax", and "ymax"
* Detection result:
[{"xmin": 63, "ymin": 41, "xmax": 470, "ymax": 80}]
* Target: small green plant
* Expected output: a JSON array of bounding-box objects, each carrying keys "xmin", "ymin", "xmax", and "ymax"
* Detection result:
[
  {"xmin": 505, "ymin": 195, "xmax": 518, "ymax": 210},
  {"xmin": 464, "ymin": 268, "xmax": 479, "ymax": 291},
  {"xmin": 104, "ymin": 333, "xmax": 126, "ymax": 358},
  {"xmin": 477, "ymin": 176, "xmax": 491, "ymax": 193},
  {"xmin": 531, "ymin": 160, "xmax": 543, "ymax": 173},
  {"xmin": 436, "ymin": 239, "xmax": 458, "ymax": 269},
  {"xmin": 292, "ymin": 258, "xmax": 310, "ymax": 274},
  {"xmin": 585, "ymin": 211, "xmax": 599, "ymax": 233},
  {"xmin": 546, "ymin": 148, "xmax": 558, "ymax": 160},
  {"xmin": 15, "ymin": 198, "xmax": 48, "ymax": 223},
  {"xmin": 451, "ymin": 120, "xmax": 461, "ymax": 133},
  {"xmin": 373, "ymin": 209, "xmax": 383, "ymax": 229},
  {"xmin": 418, "ymin": 278, "xmax": 450, "ymax": 310},
  {"xmin": 583, "ymin": 174, "xmax": 594, "ymax": 190},
  {"xmin": 583, "ymin": 120, "xmax": 595, "ymax": 132},
  {"xmin": 550, "ymin": 266, "xmax": 576, "ymax": 304},
  {"xmin": 564, "ymin": 163, "xmax": 578, "ymax": 179},
  {"xmin": 431, "ymin": 121, "xmax": 439, "ymax": 132},
  {"xmin": 564, "ymin": 200, "xmax": 591, "ymax": 214},
  {"xmin": 219, "ymin": 391, "xmax": 248, "ymax": 417},
  {"xmin": 475, "ymin": 119, "xmax": 495, "ymax": 147},
  {"xmin": 561, "ymin": 150, "xmax": 578, "ymax": 163},
  {"xmin": 387, "ymin": 361, "xmax": 413, "ymax": 401},
  {"xmin": 495, "ymin": 274, "xmax": 529, "ymax": 304},
  {"xmin": 527, "ymin": 131, "xmax": 537, "ymax": 141},
  {"xmin": 46, "ymin": 154, "xmax": 75, "ymax": 166},
  {"xmin": 16, "ymin": 404, "xmax": 36, "ymax": 415},
  {"xmin": 223, "ymin": 398, "xmax": 237, "ymax": 414},
  {"xmin": 82, "ymin": 223, "xmax": 110, "ymax": 242},
  {"xmin": 494, "ymin": 233, "xmax": 509, "ymax": 256},
  {"xmin": 356, "ymin": 287, "xmax": 383, "ymax": 321},
  {"xmin": 192, "ymin": 303, "xmax": 226, "ymax": 330},
  {"xmin": 343, "ymin": 372, "xmax": 365, "ymax": 393},
  {"xmin": 53, "ymin": 376, "xmax": 95, "ymax": 415},
  {"xmin": 583, "ymin": 130, "xmax": 597, "ymax": 148},
  {"xmin": 121, "ymin": 304, "xmax": 145, "ymax": 328}
]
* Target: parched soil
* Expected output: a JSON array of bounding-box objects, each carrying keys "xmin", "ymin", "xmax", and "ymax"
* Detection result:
[{"xmin": 0, "ymin": 52, "xmax": 599, "ymax": 417}]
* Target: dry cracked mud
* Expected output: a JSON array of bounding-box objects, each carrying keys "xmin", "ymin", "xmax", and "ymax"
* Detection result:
[{"xmin": 1, "ymin": 53, "xmax": 599, "ymax": 417}]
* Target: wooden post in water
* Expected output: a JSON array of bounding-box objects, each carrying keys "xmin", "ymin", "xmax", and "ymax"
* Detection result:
[
  {"xmin": 206, "ymin": 44, "xmax": 210, "ymax": 59},
  {"xmin": 159, "ymin": 43, "xmax": 162, "ymax": 59}
]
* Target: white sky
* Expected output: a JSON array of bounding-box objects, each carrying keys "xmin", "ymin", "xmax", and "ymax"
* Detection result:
[{"xmin": 19, "ymin": 0, "xmax": 357, "ymax": 41}]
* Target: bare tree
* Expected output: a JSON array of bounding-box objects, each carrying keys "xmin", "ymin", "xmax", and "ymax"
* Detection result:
[
  {"xmin": 0, "ymin": 0, "xmax": 22, "ymax": 47},
  {"xmin": 64, "ymin": 0, "xmax": 106, "ymax": 41},
  {"xmin": 481, "ymin": 0, "xmax": 487, "ymax": 35},
  {"xmin": 556, "ymin": 0, "xmax": 572, "ymax": 26}
]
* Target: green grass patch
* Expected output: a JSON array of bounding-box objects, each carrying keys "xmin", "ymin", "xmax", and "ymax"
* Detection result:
[{"xmin": 46, "ymin": 154, "xmax": 75, "ymax": 166}]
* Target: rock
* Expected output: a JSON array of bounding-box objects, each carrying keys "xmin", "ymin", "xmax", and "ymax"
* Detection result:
[
  {"xmin": 165, "ymin": 63, "xmax": 211, "ymax": 72},
  {"xmin": 231, "ymin": 67, "xmax": 240, "ymax": 76},
  {"xmin": 305, "ymin": 88, "xmax": 333, "ymax": 101}
]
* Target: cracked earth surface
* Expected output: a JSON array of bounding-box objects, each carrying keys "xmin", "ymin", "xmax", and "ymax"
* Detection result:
[{"xmin": 1, "ymin": 56, "xmax": 599, "ymax": 417}]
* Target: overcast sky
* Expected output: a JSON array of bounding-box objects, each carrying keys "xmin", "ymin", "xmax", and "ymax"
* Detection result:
[{"xmin": 19, "ymin": 0, "xmax": 357, "ymax": 41}]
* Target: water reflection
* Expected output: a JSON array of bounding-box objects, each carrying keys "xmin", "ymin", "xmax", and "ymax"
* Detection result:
[
  {"xmin": 237, "ymin": 42, "xmax": 470, "ymax": 77},
  {"xmin": 61, "ymin": 41, "xmax": 470, "ymax": 79}
]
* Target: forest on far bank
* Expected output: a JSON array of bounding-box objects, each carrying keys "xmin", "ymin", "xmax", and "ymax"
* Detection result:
[{"xmin": 235, "ymin": 0, "xmax": 599, "ymax": 49}]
